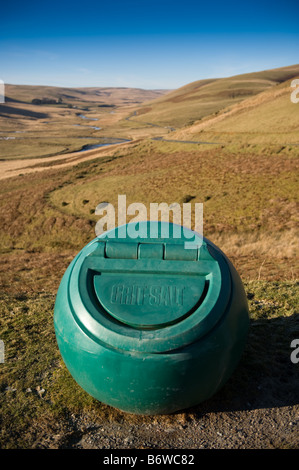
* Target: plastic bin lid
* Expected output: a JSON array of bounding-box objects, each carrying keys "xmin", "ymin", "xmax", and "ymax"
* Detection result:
[{"xmin": 67, "ymin": 221, "xmax": 231, "ymax": 353}]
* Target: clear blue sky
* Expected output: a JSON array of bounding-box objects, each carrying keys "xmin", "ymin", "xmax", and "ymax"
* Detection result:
[{"xmin": 0, "ymin": 0, "xmax": 298, "ymax": 89}]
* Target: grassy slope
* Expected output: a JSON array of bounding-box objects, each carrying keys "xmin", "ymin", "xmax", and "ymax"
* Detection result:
[
  {"xmin": 172, "ymin": 75, "xmax": 299, "ymax": 146},
  {"xmin": 47, "ymin": 139, "xmax": 298, "ymax": 271},
  {"xmin": 0, "ymin": 151, "xmax": 298, "ymax": 448},
  {"xmin": 128, "ymin": 64, "xmax": 299, "ymax": 129}
]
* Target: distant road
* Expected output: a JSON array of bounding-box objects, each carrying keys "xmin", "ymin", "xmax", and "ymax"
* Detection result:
[
  {"xmin": 126, "ymin": 112, "xmax": 221, "ymax": 145},
  {"xmin": 152, "ymin": 137, "xmax": 222, "ymax": 145}
]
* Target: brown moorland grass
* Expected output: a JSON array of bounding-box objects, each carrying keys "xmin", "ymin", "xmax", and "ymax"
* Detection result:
[
  {"xmin": 0, "ymin": 138, "xmax": 294, "ymax": 278},
  {"xmin": 0, "ymin": 69, "xmax": 298, "ymax": 449},
  {"xmin": 0, "ymin": 148, "xmax": 298, "ymax": 449},
  {"xmin": 172, "ymin": 76, "xmax": 299, "ymax": 146}
]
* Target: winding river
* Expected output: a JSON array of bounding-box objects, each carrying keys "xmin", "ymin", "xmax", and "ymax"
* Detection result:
[
  {"xmin": 75, "ymin": 116, "xmax": 130, "ymax": 151},
  {"xmin": 76, "ymin": 139, "xmax": 131, "ymax": 152},
  {"xmin": 77, "ymin": 114, "xmax": 99, "ymax": 121}
]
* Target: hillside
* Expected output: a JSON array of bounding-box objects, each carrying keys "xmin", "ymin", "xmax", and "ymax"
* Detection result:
[
  {"xmin": 127, "ymin": 64, "xmax": 299, "ymax": 129},
  {"xmin": 172, "ymin": 74, "xmax": 299, "ymax": 146}
]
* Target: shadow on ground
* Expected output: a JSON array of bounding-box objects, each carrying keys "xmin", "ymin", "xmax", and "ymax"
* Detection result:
[
  {"xmin": 0, "ymin": 105, "xmax": 48, "ymax": 119},
  {"xmin": 188, "ymin": 313, "xmax": 299, "ymax": 416}
]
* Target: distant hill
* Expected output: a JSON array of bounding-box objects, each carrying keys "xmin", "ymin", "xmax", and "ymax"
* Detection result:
[
  {"xmin": 4, "ymin": 84, "xmax": 171, "ymax": 107},
  {"xmin": 129, "ymin": 64, "xmax": 299, "ymax": 129}
]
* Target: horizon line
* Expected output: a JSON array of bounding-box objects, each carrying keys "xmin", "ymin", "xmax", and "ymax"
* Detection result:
[{"xmin": 3, "ymin": 62, "xmax": 299, "ymax": 91}]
